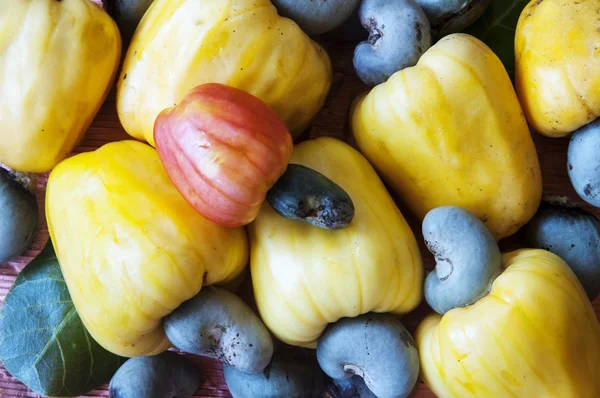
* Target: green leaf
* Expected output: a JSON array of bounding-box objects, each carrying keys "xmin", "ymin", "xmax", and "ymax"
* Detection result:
[
  {"xmin": 0, "ymin": 240, "xmax": 124, "ymax": 397},
  {"xmin": 464, "ymin": 0, "xmax": 530, "ymax": 79}
]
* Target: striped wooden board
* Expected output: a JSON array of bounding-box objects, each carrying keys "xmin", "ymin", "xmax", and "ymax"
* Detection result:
[{"xmin": 0, "ymin": 39, "xmax": 598, "ymax": 398}]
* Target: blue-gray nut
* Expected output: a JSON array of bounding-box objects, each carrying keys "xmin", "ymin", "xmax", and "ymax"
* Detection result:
[
  {"xmin": 354, "ymin": 0, "xmax": 432, "ymax": 86},
  {"xmin": 415, "ymin": 0, "xmax": 490, "ymax": 37},
  {"xmin": 568, "ymin": 119, "xmax": 600, "ymax": 208},
  {"xmin": 316, "ymin": 313, "xmax": 419, "ymax": 398},
  {"xmin": 164, "ymin": 287, "xmax": 273, "ymax": 374},
  {"xmin": 423, "ymin": 206, "xmax": 502, "ymax": 315},
  {"xmin": 271, "ymin": 0, "xmax": 360, "ymax": 36},
  {"xmin": 525, "ymin": 204, "xmax": 600, "ymax": 300},
  {"xmin": 109, "ymin": 351, "xmax": 199, "ymax": 398},
  {"xmin": 224, "ymin": 352, "xmax": 325, "ymax": 398},
  {"xmin": 0, "ymin": 169, "xmax": 37, "ymax": 263}
]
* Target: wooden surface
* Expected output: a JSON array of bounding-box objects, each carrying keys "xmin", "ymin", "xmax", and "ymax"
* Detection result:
[{"xmin": 1, "ymin": 37, "xmax": 599, "ymax": 398}]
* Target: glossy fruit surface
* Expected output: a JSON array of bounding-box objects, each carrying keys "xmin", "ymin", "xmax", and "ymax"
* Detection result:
[
  {"xmin": 352, "ymin": 33, "xmax": 542, "ymax": 240},
  {"xmin": 249, "ymin": 137, "xmax": 423, "ymax": 348},
  {"xmin": 46, "ymin": 140, "xmax": 248, "ymax": 357},
  {"xmin": 117, "ymin": 0, "xmax": 332, "ymax": 144},
  {"xmin": 515, "ymin": 0, "xmax": 600, "ymax": 137},
  {"xmin": 154, "ymin": 83, "xmax": 292, "ymax": 227},
  {"xmin": 417, "ymin": 249, "xmax": 600, "ymax": 398},
  {"xmin": 0, "ymin": 0, "xmax": 120, "ymax": 172}
]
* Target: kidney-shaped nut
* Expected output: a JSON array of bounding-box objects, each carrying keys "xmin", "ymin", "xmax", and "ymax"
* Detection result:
[
  {"xmin": 266, "ymin": 164, "xmax": 355, "ymax": 230},
  {"xmin": 568, "ymin": 119, "xmax": 600, "ymax": 208},
  {"xmin": 271, "ymin": 0, "xmax": 360, "ymax": 36},
  {"xmin": 525, "ymin": 204, "xmax": 600, "ymax": 300},
  {"xmin": 423, "ymin": 206, "xmax": 502, "ymax": 315},
  {"xmin": 416, "ymin": 0, "xmax": 490, "ymax": 37},
  {"xmin": 329, "ymin": 376, "xmax": 377, "ymax": 398},
  {"xmin": 0, "ymin": 169, "xmax": 38, "ymax": 263},
  {"xmin": 224, "ymin": 351, "xmax": 325, "ymax": 398},
  {"xmin": 316, "ymin": 313, "xmax": 419, "ymax": 398},
  {"xmin": 109, "ymin": 351, "xmax": 199, "ymax": 398},
  {"xmin": 354, "ymin": 0, "xmax": 432, "ymax": 86},
  {"xmin": 164, "ymin": 287, "xmax": 274, "ymax": 374}
]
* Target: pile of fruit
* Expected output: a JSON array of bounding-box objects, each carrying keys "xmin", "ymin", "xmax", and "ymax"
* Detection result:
[{"xmin": 0, "ymin": 0, "xmax": 599, "ymax": 397}]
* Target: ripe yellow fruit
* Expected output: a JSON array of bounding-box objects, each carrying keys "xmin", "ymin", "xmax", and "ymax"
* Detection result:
[
  {"xmin": 249, "ymin": 137, "xmax": 423, "ymax": 348},
  {"xmin": 516, "ymin": 0, "xmax": 600, "ymax": 137},
  {"xmin": 417, "ymin": 249, "xmax": 600, "ymax": 398},
  {"xmin": 351, "ymin": 34, "xmax": 542, "ymax": 240},
  {"xmin": 46, "ymin": 141, "xmax": 248, "ymax": 357},
  {"xmin": 0, "ymin": 0, "xmax": 120, "ymax": 172},
  {"xmin": 117, "ymin": 0, "xmax": 332, "ymax": 145}
]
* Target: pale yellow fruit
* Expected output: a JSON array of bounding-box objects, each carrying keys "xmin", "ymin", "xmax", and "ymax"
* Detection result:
[
  {"xmin": 46, "ymin": 141, "xmax": 248, "ymax": 357},
  {"xmin": 0, "ymin": 0, "xmax": 120, "ymax": 172},
  {"xmin": 351, "ymin": 33, "xmax": 542, "ymax": 240},
  {"xmin": 417, "ymin": 249, "xmax": 600, "ymax": 398},
  {"xmin": 117, "ymin": 0, "xmax": 332, "ymax": 145},
  {"xmin": 516, "ymin": 0, "xmax": 600, "ymax": 137},
  {"xmin": 249, "ymin": 137, "xmax": 423, "ymax": 348}
]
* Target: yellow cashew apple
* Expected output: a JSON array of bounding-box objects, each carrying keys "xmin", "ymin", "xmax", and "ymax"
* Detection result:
[
  {"xmin": 351, "ymin": 33, "xmax": 542, "ymax": 240},
  {"xmin": 249, "ymin": 137, "xmax": 423, "ymax": 348},
  {"xmin": 516, "ymin": 0, "xmax": 600, "ymax": 137},
  {"xmin": 0, "ymin": 0, "xmax": 120, "ymax": 172},
  {"xmin": 417, "ymin": 249, "xmax": 600, "ymax": 398},
  {"xmin": 117, "ymin": 0, "xmax": 332, "ymax": 145},
  {"xmin": 46, "ymin": 141, "xmax": 248, "ymax": 357}
]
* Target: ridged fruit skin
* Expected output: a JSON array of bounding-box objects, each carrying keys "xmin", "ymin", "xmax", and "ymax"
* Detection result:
[
  {"xmin": 154, "ymin": 83, "xmax": 292, "ymax": 227},
  {"xmin": 351, "ymin": 33, "xmax": 542, "ymax": 240},
  {"xmin": 46, "ymin": 140, "xmax": 248, "ymax": 357},
  {"xmin": 117, "ymin": 0, "xmax": 332, "ymax": 145},
  {"xmin": 249, "ymin": 137, "xmax": 423, "ymax": 348},
  {"xmin": 515, "ymin": 0, "xmax": 600, "ymax": 137},
  {"xmin": 0, "ymin": 0, "xmax": 121, "ymax": 172},
  {"xmin": 416, "ymin": 249, "xmax": 600, "ymax": 398}
]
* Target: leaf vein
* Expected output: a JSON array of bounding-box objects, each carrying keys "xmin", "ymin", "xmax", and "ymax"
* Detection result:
[
  {"xmin": 476, "ymin": 0, "xmax": 529, "ymax": 39},
  {"xmin": 32, "ymin": 307, "xmax": 77, "ymax": 369},
  {"xmin": 83, "ymin": 330, "xmax": 94, "ymax": 390}
]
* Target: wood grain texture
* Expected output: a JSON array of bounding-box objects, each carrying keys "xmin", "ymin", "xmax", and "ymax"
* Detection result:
[{"xmin": 0, "ymin": 37, "xmax": 598, "ymax": 398}]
